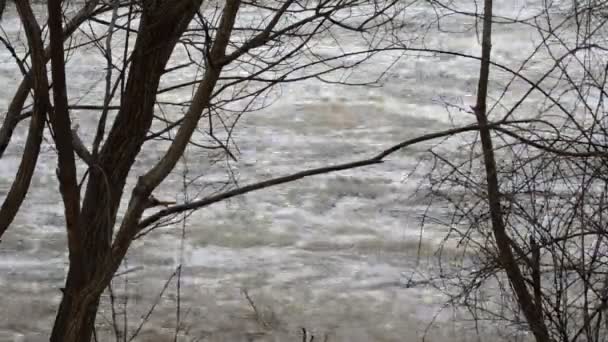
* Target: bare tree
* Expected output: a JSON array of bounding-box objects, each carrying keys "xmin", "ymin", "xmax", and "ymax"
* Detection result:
[
  {"xmin": 3, "ymin": 0, "xmax": 607, "ymax": 340},
  {"xmin": 0, "ymin": 0, "xmax": 418, "ymax": 340},
  {"xmin": 418, "ymin": 0, "xmax": 608, "ymax": 341}
]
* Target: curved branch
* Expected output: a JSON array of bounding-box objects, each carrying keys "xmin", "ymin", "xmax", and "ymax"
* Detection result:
[
  {"xmin": 138, "ymin": 120, "xmax": 538, "ymax": 230},
  {"xmin": 0, "ymin": 0, "xmax": 101, "ymax": 159},
  {"xmin": 0, "ymin": 0, "xmax": 49, "ymax": 239}
]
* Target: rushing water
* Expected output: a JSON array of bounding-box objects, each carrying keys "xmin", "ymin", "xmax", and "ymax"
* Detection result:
[{"xmin": 0, "ymin": 1, "xmax": 561, "ymax": 341}]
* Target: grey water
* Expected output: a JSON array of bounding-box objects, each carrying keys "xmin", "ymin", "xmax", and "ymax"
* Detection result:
[{"xmin": 0, "ymin": 1, "xmax": 559, "ymax": 341}]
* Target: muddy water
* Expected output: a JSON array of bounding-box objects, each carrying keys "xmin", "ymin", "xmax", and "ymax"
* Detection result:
[{"xmin": 0, "ymin": 1, "xmax": 552, "ymax": 341}]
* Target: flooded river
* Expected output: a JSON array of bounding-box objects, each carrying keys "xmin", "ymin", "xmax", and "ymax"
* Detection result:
[{"xmin": 0, "ymin": 1, "xmax": 559, "ymax": 341}]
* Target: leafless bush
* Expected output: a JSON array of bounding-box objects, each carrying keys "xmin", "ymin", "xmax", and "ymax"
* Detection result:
[{"xmin": 419, "ymin": 0, "xmax": 608, "ymax": 341}]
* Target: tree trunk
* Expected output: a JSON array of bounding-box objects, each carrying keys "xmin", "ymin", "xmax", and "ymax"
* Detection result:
[
  {"xmin": 49, "ymin": 2, "xmax": 202, "ymax": 340},
  {"xmin": 50, "ymin": 276, "xmax": 100, "ymax": 342},
  {"xmin": 473, "ymin": 0, "xmax": 550, "ymax": 341}
]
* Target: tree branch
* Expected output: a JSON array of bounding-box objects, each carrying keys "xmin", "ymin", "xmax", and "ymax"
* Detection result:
[
  {"xmin": 0, "ymin": 0, "xmax": 101, "ymax": 159},
  {"xmin": 47, "ymin": 0, "xmax": 82, "ymax": 261},
  {"xmin": 472, "ymin": 0, "xmax": 551, "ymax": 340},
  {"xmin": 0, "ymin": 0, "xmax": 48, "ymax": 239},
  {"xmin": 138, "ymin": 120, "xmax": 527, "ymax": 230}
]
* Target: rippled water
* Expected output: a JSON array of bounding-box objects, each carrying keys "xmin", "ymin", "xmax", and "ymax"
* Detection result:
[{"xmin": 0, "ymin": 1, "xmax": 555, "ymax": 341}]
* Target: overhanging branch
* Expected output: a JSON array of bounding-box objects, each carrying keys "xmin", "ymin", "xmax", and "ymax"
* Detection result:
[{"xmin": 138, "ymin": 120, "xmax": 528, "ymax": 230}]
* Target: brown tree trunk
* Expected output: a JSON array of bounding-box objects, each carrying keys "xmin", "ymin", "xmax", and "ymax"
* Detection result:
[
  {"xmin": 50, "ymin": 279, "xmax": 100, "ymax": 342},
  {"xmin": 49, "ymin": 2, "xmax": 201, "ymax": 341}
]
